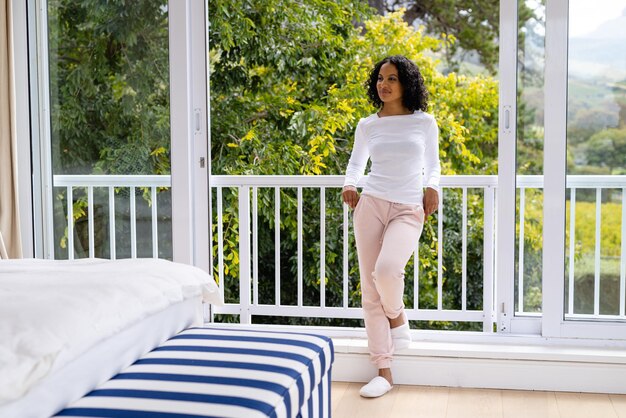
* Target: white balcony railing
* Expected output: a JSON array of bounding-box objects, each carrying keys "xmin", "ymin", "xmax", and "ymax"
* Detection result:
[
  {"xmin": 210, "ymin": 175, "xmax": 497, "ymax": 331},
  {"xmin": 53, "ymin": 175, "xmax": 170, "ymax": 260},
  {"xmin": 52, "ymin": 174, "xmax": 626, "ymax": 326}
]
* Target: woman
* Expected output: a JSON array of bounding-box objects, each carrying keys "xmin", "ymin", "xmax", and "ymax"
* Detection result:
[{"xmin": 342, "ymin": 55, "xmax": 441, "ymax": 398}]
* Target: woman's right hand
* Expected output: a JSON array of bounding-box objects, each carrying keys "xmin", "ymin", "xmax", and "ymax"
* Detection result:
[{"xmin": 342, "ymin": 186, "xmax": 359, "ymax": 209}]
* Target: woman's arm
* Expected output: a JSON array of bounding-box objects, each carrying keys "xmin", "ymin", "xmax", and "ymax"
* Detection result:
[
  {"xmin": 423, "ymin": 117, "xmax": 441, "ymax": 217},
  {"xmin": 342, "ymin": 121, "xmax": 369, "ymax": 209}
]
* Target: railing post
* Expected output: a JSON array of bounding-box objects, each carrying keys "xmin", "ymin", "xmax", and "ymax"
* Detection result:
[
  {"xmin": 239, "ymin": 185, "xmax": 252, "ymax": 324},
  {"xmin": 518, "ymin": 187, "xmax": 525, "ymax": 313},
  {"xmin": 483, "ymin": 186, "xmax": 495, "ymax": 332},
  {"xmin": 67, "ymin": 187, "xmax": 74, "ymax": 260}
]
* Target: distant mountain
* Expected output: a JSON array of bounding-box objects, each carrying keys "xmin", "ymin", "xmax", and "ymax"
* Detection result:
[
  {"xmin": 585, "ymin": 8, "xmax": 626, "ymax": 40},
  {"xmin": 569, "ymin": 9, "xmax": 626, "ymax": 81}
]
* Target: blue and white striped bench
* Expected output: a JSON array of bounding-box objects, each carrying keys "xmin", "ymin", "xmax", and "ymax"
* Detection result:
[{"xmin": 56, "ymin": 327, "xmax": 334, "ymax": 418}]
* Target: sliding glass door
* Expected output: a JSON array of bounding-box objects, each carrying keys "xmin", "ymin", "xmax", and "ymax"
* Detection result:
[
  {"xmin": 564, "ymin": 1, "xmax": 626, "ymax": 323},
  {"xmin": 497, "ymin": 0, "xmax": 546, "ymax": 335},
  {"xmin": 33, "ymin": 0, "xmax": 173, "ymax": 260},
  {"xmin": 543, "ymin": 0, "xmax": 626, "ymax": 339},
  {"xmin": 514, "ymin": 0, "xmax": 546, "ymax": 333}
]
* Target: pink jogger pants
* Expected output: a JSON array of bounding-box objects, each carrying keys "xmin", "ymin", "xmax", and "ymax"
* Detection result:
[{"xmin": 353, "ymin": 194, "xmax": 425, "ymax": 369}]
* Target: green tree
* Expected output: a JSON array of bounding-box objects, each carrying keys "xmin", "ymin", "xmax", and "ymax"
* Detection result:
[
  {"xmin": 369, "ymin": 0, "xmax": 536, "ymax": 74},
  {"xmin": 48, "ymin": 0, "xmax": 170, "ymax": 176},
  {"xmin": 585, "ymin": 128, "xmax": 626, "ymax": 174}
]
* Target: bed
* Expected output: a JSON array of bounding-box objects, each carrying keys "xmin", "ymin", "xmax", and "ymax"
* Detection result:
[{"xmin": 0, "ymin": 258, "xmax": 334, "ymax": 418}]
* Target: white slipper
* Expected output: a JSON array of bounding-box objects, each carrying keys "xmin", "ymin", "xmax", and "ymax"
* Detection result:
[
  {"xmin": 390, "ymin": 322, "xmax": 411, "ymax": 350},
  {"xmin": 359, "ymin": 376, "xmax": 393, "ymax": 398}
]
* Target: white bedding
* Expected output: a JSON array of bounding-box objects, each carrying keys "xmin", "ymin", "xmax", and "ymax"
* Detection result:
[
  {"xmin": 1, "ymin": 298, "xmax": 201, "ymax": 418},
  {"xmin": 0, "ymin": 258, "xmax": 222, "ymax": 407}
]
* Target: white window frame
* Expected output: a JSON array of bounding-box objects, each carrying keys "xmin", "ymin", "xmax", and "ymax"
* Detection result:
[
  {"xmin": 27, "ymin": 0, "xmax": 56, "ymax": 259},
  {"xmin": 10, "ymin": 0, "xmax": 34, "ymax": 257},
  {"xmin": 496, "ymin": 0, "xmax": 543, "ymax": 336},
  {"xmin": 169, "ymin": 0, "xmax": 210, "ymax": 271},
  {"xmin": 542, "ymin": 0, "xmax": 626, "ymax": 340},
  {"xmin": 23, "ymin": 0, "xmax": 625, "ymax": 338},
  {"xmin": 25, "ymin": 0, "xmax": 210, "ymax": 268}
]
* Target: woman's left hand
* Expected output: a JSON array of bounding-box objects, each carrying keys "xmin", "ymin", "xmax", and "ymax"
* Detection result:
[{"xmin": 423, "ymin": 188, "xmax": 439, "ymax": 217}]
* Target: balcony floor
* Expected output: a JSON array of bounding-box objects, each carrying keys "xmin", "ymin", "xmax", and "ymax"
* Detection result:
[{"xmin": 331, "ymin": 382, "xmax": 626, "ymax": 418}]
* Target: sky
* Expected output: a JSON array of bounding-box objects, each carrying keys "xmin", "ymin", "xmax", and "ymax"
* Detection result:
[{"xmin": 569, "ymin": 0, "xmax": 626, "ymax": 37}]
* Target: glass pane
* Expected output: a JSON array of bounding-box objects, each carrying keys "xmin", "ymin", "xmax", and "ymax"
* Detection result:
[
  {"xmin": 515, "ymin": 0, "xmax": 545, "ymax": 315},
  {"xmin": 565, "ymin": 2, "xmax": 626, "ymax": 320},
  {"xmin": 208, "ymin": 1, "xmax": 501, "ymax": 329},
  {"xmin": 47, "ymin": 0, "xmax": 171, "ymax": 259}
]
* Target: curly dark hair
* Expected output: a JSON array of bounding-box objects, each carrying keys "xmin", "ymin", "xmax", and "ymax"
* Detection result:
[{"xmin": 366, "ymin": 55, "xmax": 429, "ymax": 112}]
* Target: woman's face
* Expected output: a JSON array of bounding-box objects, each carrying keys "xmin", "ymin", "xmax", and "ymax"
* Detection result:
[{"xmin": 376, "ymin": 62, "xmax": 403, "ymax": 105}]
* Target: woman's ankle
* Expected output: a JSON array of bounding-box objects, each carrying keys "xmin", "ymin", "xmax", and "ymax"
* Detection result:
[
  {"xmin": 378, "ymin": 368, "xmax": 393, "ymax": 385},
  {"xmin": 388, "ymin": 313, "xmax": 406, "ymax": 329}
]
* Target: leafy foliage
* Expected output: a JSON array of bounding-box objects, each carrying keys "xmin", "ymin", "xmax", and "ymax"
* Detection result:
[
  {"xmin": 372, "ymin": 0, "xmax": 536, "ymax": 74},
  {"xmin": 210, "ymin": 7, "xmax": 499, "ymax": 177},
  {"xmin": 48, "ymin": 0, "xmax": 170, "ymax": 176},
  {"xmin": 584, "ymin": 128, "xmax": 626, "ymax": 174},
  {"xmin": 567, "ymin": 200, "xmax": 623, "ymax": 258}
]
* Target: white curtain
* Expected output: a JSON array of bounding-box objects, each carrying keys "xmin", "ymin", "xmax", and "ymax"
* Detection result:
[{"xmin": 0, "ymin": 0, "xmax": 22, "ymax": 259}]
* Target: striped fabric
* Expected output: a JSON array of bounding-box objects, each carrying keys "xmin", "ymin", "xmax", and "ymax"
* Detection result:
[{"xmin": 55, "ymin": 327, "xmax": 334, "ymax": 418}]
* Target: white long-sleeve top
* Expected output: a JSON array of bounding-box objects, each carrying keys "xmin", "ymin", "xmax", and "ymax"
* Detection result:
[{"xmin": 343, "ymin": 111, "xmax": 441, "ymax": 205}]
